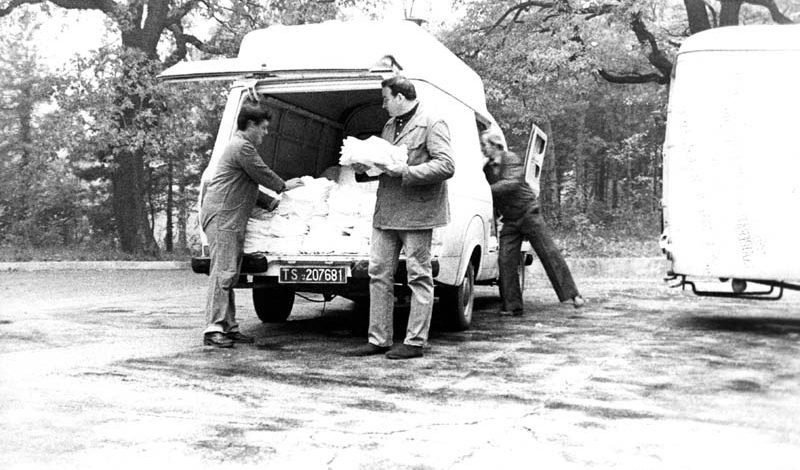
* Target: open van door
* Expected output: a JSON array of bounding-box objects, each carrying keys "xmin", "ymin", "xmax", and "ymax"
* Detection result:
[
  {"xmin": 524, "ymin": 124, "xmax": 547, "ymax": 197},
  {"xmin": 514, "ymin": 123, "xmax": 549, "ymax": 283}
]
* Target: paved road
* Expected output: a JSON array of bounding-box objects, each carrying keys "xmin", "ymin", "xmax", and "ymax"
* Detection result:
[{"xmin": 1, "ymin": 269, "xmax": 799, "ymax": 469}]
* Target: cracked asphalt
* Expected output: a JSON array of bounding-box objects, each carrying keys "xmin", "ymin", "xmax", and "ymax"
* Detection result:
[{"xmin": 1, "ymin": 269, "xmax": 799, "ymax": 469}]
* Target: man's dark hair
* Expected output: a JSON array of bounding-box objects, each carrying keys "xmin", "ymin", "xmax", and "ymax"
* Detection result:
[
  {"xmin": 237, "ymin": 99, "xmax": 272, "ymax": 131},
  {"xmin": 381, "ymin": 75, "xmax": 417, "ymax": 101}
]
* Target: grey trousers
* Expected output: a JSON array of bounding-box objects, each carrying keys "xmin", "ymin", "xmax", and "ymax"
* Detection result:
[
  {"xmin": 499, "ymin": 208, "xmax": 579, "ymax": 313},
  {"xmin": 203, "ymin": 222, "xmax": 244, "ymax": 335},
  {"xmin": 367, "ymin": 228, "xmax": 434, "ymax": 347}
]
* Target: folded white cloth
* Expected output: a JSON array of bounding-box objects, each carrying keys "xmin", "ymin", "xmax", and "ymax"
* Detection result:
[
  {"xmin": 244, "ymin": 174, "xmax": 375, "ymax": 255},
  {"xmin": 339, "ymin": 136, "xmax": 408, "ymax": 176}
]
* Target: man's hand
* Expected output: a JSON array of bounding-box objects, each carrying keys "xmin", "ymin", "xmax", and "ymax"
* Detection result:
[
  {"xmin": 375, "ymin": 161, "xmax": 407, "ymax": 178},
  {"xmin": 350, "ymin": 163, "xmax": 370, "ymax": 174},
  {"xmin": 284, "ymin": 177, "xmax": 304, "ymax": 191}
]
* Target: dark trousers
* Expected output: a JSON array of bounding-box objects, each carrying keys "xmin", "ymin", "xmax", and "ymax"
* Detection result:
[{"xmin": 499, "ymin": 208, "xmax": 579, "ymax": 312}]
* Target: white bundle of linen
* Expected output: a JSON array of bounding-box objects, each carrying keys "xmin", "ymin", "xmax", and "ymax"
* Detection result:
[
  {"xmin": 339, "ymin": 135, "xmax": 408, "ymax": 176},
  {"xmin": 243, "ymin": 167, "xmax": 377, "ymax": 255}
]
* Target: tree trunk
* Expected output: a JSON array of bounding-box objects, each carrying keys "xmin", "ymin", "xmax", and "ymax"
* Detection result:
[
  {"xmin": 611, "ymin": 161, "xmax": 618, "ymax": 210},
  {"xmin": 684, "ymin": 0, "xmax": 712, "ymax": 33},
  {"xmin": 539, "ymin": 119, "xmax": 560, "ymax": 222},
  {"xmin": 595, "ymin": 154, "xmax": 607, "ymax": 204},
  {"xmin": 720, "ymin": 1, "xmax": 743, "ymax": 26},
  {"xmin": 177, "ymin": 177, "xmax": 188, "ymax": 254},
  {"xmin": 112, "ymin": 148, "xmax": 159, "ymax": 256},
  {"xmin": 164, "ymin": 158, "xmax": 174, "ymax": 253}
]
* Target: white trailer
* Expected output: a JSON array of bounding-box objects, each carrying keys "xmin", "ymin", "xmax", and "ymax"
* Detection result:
[{"xmin": 660, "ymin": 23, "xmax": 800, "ymax": 298}]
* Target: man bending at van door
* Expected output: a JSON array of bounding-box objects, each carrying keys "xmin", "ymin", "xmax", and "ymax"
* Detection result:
[
  {"xmin": 201, "ymin": 99, "xmax": 303, "ymax": 348},
  {"xmin": 481, "ymin": 128, "xmax": 584, "ymax": 315},
  {"xmin": 349, "ymin": 76, "xmax": 455, "ymax": 359}
]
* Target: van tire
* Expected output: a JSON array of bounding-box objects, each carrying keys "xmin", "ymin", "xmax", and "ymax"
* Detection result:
[
  {"xmin": 349, "ymin": 299, "xmax": 370, "ymax": 336},
  {"xmin": 252, "ymin": 286, "xmax": 294, "ymax": 323},
  {"xmin": 438, "ymin": 264, "xmax": 475, "ymax": 331}
]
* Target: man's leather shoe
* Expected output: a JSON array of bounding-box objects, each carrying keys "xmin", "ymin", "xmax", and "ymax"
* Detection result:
[
  {"xmin": 203, "ymin": 332, "xmax": 233, "ymax": 348},
  {"xmin": 385, "ymin": 343, "xmax": 423, "ymax": 360},
  {"xmin": 346, "ymin": 343, "xmax": 390, "ymax": 356},
  {"xmin": 499, "ymin": 309, "xmax": 524, "ymax": 316},
  {"xmin": 226, "ymin": 331, "xmax": 254, "ymax": 343},
  {"xmin": 572, "ymin": 295, "xmax": 586, "ymax": 308}
]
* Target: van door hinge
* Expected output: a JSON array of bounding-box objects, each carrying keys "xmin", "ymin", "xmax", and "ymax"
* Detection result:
[{"xmin": 243, "ymin": 79, "xmax": 260, "ymax": 102}]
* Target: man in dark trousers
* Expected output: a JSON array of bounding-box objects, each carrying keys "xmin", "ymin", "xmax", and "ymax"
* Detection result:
[
  {"xmin": 349, "ymin": 75, "xmax": 455, "ymax": 359},
  {"xmin": 201, "ymin": 99, "xmax": 303, "ymax": 348},
  {"xmin": 481, "ymin": 128, "xmax": 584, "ymax": 315}
]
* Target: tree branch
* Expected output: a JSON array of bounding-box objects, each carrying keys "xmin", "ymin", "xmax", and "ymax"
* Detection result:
[
  {"xmin": 0, "ymin": 0, "xmax": 44, "ymax": 16},
  {"xmin": 630, "ymin": 12, "xmax": 673, "ymax": 80},
  {"xmin": 743, "ymin": 0, "xmax": 794, "ymax": 24},
  {"xmin": 487, "ymin": 1, "xmax": 554, "ymax": 33},
  {"xmin": 163, "ymin": 22, "xmax": 226, "ymax": 67},
  {"xmin": 166, "ymin": 0, "xmax": 200, "ymax": 26},
  {"xmin": 486, "ymin": 1, "xmax": 618, "ymax": 34},
  {"xmin": 0, "ymin": 0, "xmax": 118, "ymax": 18},
  {"xmin": 596, "ymin": 69, "xmax": 669, "ymax": 85}
]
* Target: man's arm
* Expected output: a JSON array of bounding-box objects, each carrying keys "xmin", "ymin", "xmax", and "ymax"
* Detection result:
[
  {"xmin": 400, "ymin": 120, "xmax": 455, "ymax": 186},
  {"xmin": 255, "ymin": 190, "xmax": 280, "ymax": 211},
  {"xmin": 238, "ymin": 142, "xmax": 287, "ymax": 193}
]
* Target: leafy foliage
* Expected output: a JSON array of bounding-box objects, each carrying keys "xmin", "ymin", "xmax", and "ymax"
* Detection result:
[{"xmin": 0, "ymin": 0, "xmax": 796, "ymax": 259}]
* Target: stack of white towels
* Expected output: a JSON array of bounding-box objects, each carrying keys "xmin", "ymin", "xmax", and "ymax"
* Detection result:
[
  {"xmin": 244, "ymin": 135, "xmax": 409, "ymax": 255},
  {"xmin": 338, "ymin": 135, "xmax": 408, "ymax": 176},
  {"xmin": 243, "ymin": 167, "xmax": 378, "ymax": 255}
]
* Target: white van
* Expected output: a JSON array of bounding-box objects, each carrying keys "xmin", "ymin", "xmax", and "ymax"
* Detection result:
[
  {"xmin": 160, "ymin": 20, "xmax": 547, "ymax": 328},
  {"xmin": 660, "ymin": 24, "xmax": 800, "ymax": 298}
]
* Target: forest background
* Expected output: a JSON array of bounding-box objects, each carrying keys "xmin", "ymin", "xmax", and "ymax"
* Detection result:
[{"xmin": 0, "ymin": 0, "xmax": 796, "ymax": 261}]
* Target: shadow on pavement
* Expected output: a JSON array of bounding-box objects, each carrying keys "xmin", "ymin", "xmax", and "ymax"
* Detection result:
[{"xmin": 679, "ymin": 315, "xmax": 800, "ymax": 336}]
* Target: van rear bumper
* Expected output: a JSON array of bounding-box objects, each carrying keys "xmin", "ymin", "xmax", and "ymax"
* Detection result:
[{"xmin": 190, "ymin": 254, "xmax": 439, "ymax": 279}]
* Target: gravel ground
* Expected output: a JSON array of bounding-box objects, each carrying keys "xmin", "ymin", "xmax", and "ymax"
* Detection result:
[{"xmin": 1, "ymin": 269, "xmax": 799, "ymax": 469}]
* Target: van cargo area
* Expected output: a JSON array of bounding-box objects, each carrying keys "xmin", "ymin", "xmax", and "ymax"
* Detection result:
[{"xmin": 241, "ymin": 88, "xmax": 387, "ymax": 258}]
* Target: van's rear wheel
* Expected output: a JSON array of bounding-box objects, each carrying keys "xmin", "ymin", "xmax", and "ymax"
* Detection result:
[
  {"xmin": 438, "ymin": 264, "xmax": 475, "ymax": 331},
  {"xmin": 252, "ymin": 285, "xmax": 295, "ymax": 323}
]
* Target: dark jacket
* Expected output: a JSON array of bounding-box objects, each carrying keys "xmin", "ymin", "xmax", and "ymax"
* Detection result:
[
  {"xmin": 201, "ymin": 131, "xmax": 285, "ymax": 233},
  {"xmin": 372, "ymin": 103, "xmax": 455, "ymax": 230},
  {"xmin": 484, "ymin": 150, "xmax": 538, "ymax": 220}
]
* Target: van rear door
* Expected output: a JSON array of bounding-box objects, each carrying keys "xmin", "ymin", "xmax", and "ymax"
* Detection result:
[
  {"xmin": 159, "ymin": 59, "xmax": 271, "ymax": 83},
  {"xmin": 158, "ymin": 57, "xmax": 391, "ymax": 84}
]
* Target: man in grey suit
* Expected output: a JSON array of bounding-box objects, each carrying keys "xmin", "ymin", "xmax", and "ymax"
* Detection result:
[
  {"xmin": 349, "ymin": 76, "xmax": 455, "ymax": 359},
  {"xmin": 201, "ymin": 99, "xmax": 303, "ymax": 348}
]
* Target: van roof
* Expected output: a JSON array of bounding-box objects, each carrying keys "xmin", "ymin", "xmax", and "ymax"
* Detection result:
[
  {"xmin": 232, "ymin": 20, "xmax": 489, "ymax": 117},
  {"xmin": 679, "ymin": 24, "xmax": 800, "ymax": 54}
]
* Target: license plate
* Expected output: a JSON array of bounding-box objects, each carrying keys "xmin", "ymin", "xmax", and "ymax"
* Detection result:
[{"xmin": 279, "ymin": 266, "xmax": 347, "ymax": 284}]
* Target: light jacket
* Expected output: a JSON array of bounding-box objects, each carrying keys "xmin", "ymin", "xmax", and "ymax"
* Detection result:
[
  {"xmin": 372, "ymin": 103, "xmax": 455, "ymax": 230},
  {"xmin": 201, "ymin": 131, "xmax": 285, "ymax": 233}
]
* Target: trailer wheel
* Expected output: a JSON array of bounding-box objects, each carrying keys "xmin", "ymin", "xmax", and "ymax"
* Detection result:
[
  {"xmin": 252, "ymin": 285, "xmax": 294, "ymax": 323},
  {"xmin": 438, "ymin": 263, "xmax": 475, "ymax": 331}
]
